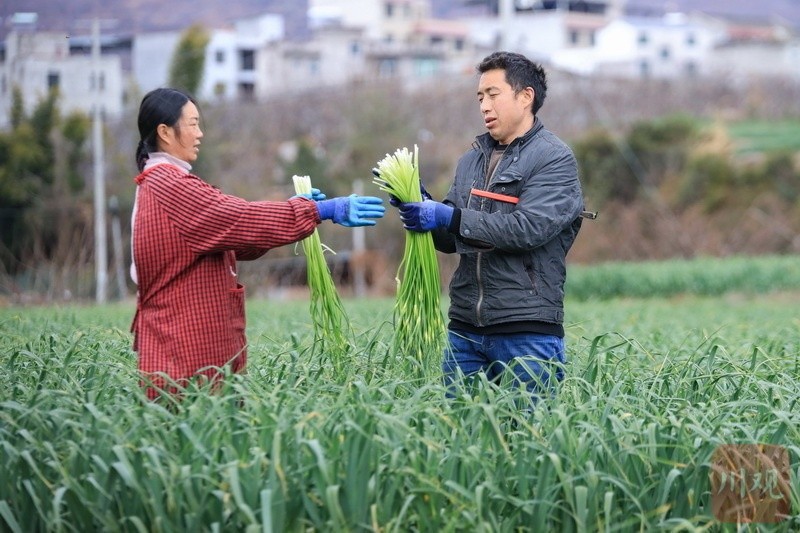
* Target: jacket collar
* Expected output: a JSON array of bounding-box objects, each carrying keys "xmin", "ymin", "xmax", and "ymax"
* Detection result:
[
  {"xmin": 473, "ymin": 116, "xmax": 543, "ymax": 154},
  {"xmin": 144, "ymin": 152, "xmax": 192, "ymax": 174}
]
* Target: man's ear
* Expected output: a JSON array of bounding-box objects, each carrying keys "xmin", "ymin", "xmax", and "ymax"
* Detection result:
[{"xmin": 522, "ymin": 87, "xmax": 534, "ymax": 110}]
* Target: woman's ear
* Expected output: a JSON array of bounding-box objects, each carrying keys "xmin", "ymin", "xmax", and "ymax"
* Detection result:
[{"xmin": 156, "ymin": 123, "xmax": 172, "ymax": 150}]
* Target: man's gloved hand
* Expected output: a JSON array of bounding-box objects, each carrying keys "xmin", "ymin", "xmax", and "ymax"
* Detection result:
[
  {"xmin": 316, "ymin": 195, "xmax": 385, "ymax": 227},
  {"xmin": 292, "ymin": 187, "xmax": 326, "ymax": 201},
  {"xmin": 398, "ymin": 200, "xmax": 453, "ymax": 232}
]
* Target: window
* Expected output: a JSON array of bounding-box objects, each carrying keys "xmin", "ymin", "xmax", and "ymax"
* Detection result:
[
  {"xmin": 660, "ymin": 46, "xmax": 670, "ymax": 60},
  {"xmin": 350, "ymin": 41, "xmax": 361, "ymax": 55},
  {"xmin": 238, "ymin": 82, "xmax": 255, "ymax": 99},
  {"xmin": 686, "ymin": 33, "xmax": 695, "ymax": 46},
  {"xmin": 639, "ymin": 60, "xmax": 650, "ymax": 78},
  {"xmin": 685, "ymin": 61, "xmax": 697, "ymax": 76},
  {"xmin": 216, "ymin": 50, "xmax": 225, "ymax": 63},
  {"xmin": 569, "ymin": 30, "xmax": 579, "ymax": 45},
  {"xmin": 47, "ymin": 71, "xmax": 60, "ymax": 89},
  {"xmin": 378, "ymin": 58, "xmax": 398, "ymax": 77},
  {"xmin": 415, "ymin": 58, "xmax": 438, "ymax": 77},
  {"xmin": 455, "ymin": 38, "xmax": 464, "ymax": 51},
  {"xmin": 240, "ymin": 49, "xmax": 255, "ymax": 71},
  {"xmin": 638, "ymin": 32, "xmax": 648, "ymax": 46},
  {"xmin": 386, "ymin": 2, "xmax": 394, "ymax": 17},
  {"xmin": 99, "ymin": 72, "xmax": 105, "ymax": 91}
]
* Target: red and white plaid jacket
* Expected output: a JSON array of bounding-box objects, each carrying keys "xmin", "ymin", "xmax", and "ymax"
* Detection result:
[{"xmin": 131, "ymin": 161, "xmax": 319, "ymax": 398}]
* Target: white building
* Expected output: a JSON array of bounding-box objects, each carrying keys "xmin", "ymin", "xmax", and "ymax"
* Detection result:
[
  {"xmin": 306, "ymin": 0, "xmax": 476, "ymax": 85},
  {"xmin": 551, "ymin": 14, "xmax": 721, "ymax": 78},
  {"xmin": 309, "ymin": 0, "xmax": 431, "ymax": 43},
  {"xmin": 132, "ymin": 13, "xmax": 284, "ymax": 100},
  {"xmin": 0, "ymin": 29, "xmax": 123, "ymax": 128},
  {"xmin": 133, "ymin": 1, "xmax": 478, "ymax": 102},
  {"xmin": 259, "ymin": 24, "xmax": 367, "ymax": 95},
  {"xmin": 704, "ymin": 20, "xmax": 800, "ymax": 82}
]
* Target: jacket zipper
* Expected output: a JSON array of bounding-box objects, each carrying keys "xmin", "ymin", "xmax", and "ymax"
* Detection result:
[{"xmin": 474, "ymin": 144, "xmax": 510, "ymax": 327}]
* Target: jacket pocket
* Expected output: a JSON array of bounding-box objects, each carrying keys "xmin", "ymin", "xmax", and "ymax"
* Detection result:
[
  {"xmin": 522, "ymin": 254, "xmax": 538, "ymax": 295},
  {"xmin": 229, "ymin": 283, "xmax": 246, "ymax": 344},
  {"xmin": 490, "ymin": 171, "xmax": 523, "ymax": 214}
]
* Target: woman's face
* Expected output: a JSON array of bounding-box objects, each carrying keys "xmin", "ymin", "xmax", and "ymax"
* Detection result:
[{"xmin": 158, "ymin": 101, "xmax": 203, "ymax": 163}]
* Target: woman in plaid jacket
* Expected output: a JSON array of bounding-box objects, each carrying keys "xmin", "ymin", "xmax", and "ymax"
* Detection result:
[{"xmin": 131, "ymin": 88, "xmax": 384, "ymax": 399}]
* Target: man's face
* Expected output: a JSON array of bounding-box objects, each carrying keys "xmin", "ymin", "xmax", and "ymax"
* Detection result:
[{"xmin": 477, "ymin": 69, "xmax": 533, "ymax": 145}]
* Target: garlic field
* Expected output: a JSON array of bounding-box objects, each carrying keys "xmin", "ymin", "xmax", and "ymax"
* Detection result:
[{"xmin": 1, "ymin": 256, "xmax": 799, "ymax": 532}]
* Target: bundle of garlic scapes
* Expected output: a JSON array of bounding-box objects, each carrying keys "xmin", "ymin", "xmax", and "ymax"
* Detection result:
[
  {"xmin": 372, "ymin": 146, "xmax": 446, "ymax": 374},
  {"xmin": 292, "ymin": 175, "xmax": 351, "ymax": 363}
]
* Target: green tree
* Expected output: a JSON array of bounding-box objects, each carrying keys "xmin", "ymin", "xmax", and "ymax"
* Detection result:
[
  {"xmin": 679, "ymin": 153, "xmax": 737, "ymax": 212},
  {"xmin": 0, "ymin": 90, "xmax": 92, "ymax": 275},
  {"xmin": 29, "ymin": 88, "xmax": 60, "ymax": 185},
  {"xmin": 168, "ymin": 24, "xmax": 210, "ymax": 95},
  {"xmin": 0, "ymin": 122, "xmax": 47, "ymax": 271},
  {"xmin": 61, "ymin": 112, "xmax": 91, "ymax": 193},
  {"xmin": 763, "ymin": 151, "xmax": 799, "ymax": 204},
  {"xmin": 627, "ymin": 114, "xmax": 696, "ymax": 188},
  {"xmin": 572, "ymin": 129, "xmax": 638, "ymax": 205},
  {"xmin": 10, "ymin": 86, "xmax": 24, "ymax": 129}
]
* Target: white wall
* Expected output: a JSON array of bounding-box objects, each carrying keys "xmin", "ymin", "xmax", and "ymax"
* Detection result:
[
  {"xmin": 465, "ymin": 11, "xmax": 570, "ymax": 60},
  {"xmin": 199, "ymin": 31, "xmax": 237, "ymax": 100},
  {"xmin": 132, "ymin": 14, "xmax": 284, "ymax": 101},
  {"xmin": 554, "ymin": 16, "xmax": 719, "ymax": 78},
  {"xmin": 132, "ymin": 31, "xmax": 180, "ymax": 94},
  {"xmin": 708, "ymin": 41, "xmax": 800, "ymax": 81},
  {"xmin": 309, "ymin": 0, "xmax": 384, "ymax": 39}
]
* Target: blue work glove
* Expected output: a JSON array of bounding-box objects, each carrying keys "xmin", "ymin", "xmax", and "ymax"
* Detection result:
[
  {"xmin": 291, "ymin": 188, "xmax": 326, "ymax": 201},
  {"xmin": 316, "ymin": 195, "xmax": 385, "ymax": 227},
  {"xmin": 398, "ymin": 200, "xmax": 453, "ymax": 232}
]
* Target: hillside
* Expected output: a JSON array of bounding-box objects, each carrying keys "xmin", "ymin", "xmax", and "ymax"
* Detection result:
[
  {"xmin": 4, "ymin": 0, "xmax": 799, "ymax": 41},
  {"xmin": 0, "ymin": 0, "xmax": 310, "ymax": 39}
]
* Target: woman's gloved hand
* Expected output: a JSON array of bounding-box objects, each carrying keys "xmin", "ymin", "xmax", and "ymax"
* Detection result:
[
  {"xmin": 316, "ymin": 195, "xmax": 385, "ymax": 227},
  {"xmin": 292, "ymin": 187, "xmax": 326, "ymax": 201}
]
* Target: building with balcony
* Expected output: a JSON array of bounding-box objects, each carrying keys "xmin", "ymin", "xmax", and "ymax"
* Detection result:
[{"xmin": 0, "ymin": 23, "xmax": 123, "ymax": 128}]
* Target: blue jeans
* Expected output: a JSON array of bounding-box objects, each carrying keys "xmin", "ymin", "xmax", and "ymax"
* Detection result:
[{"xmin": 443, "ymin": 329, "xmax": 566, "ymax": 398}]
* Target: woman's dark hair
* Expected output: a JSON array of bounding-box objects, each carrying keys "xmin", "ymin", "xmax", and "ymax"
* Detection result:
[
  {"xmin": 477, "ymin": 51, "xmax": 547, "ymax": 115},
  {"xmin": 136, "ymin": 87, "xmax": 197, "ymax": 171}
]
